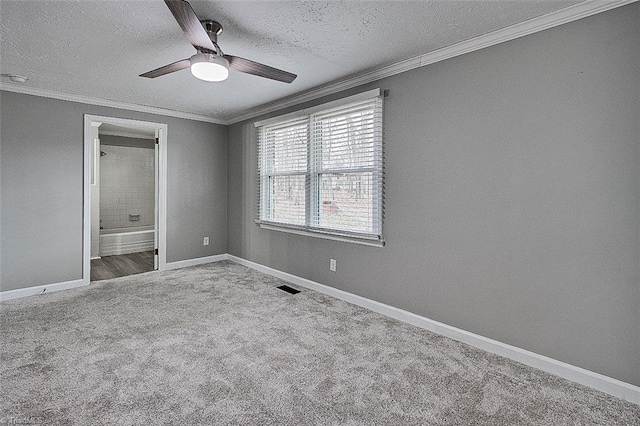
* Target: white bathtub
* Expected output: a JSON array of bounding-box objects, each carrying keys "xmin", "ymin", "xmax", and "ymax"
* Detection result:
[{"xmin": 100, "ymin": 225, "xmax": 155, "ymax": 256}]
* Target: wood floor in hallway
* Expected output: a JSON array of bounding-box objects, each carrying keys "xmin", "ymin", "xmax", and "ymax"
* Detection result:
[{"xmin": 91, "ymin": 251, "xmax": 154, "ymax": 281}]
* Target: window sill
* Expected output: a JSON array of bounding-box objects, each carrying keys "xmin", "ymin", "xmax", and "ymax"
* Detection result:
[{"xmin": 255, "ymin": 221, "xmax": 385, "ymax": 247}]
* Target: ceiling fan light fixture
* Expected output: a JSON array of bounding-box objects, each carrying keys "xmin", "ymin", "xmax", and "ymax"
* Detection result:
[{"xmin": 190, "ymin": 53, "xmax": 229, "ymax": 82}]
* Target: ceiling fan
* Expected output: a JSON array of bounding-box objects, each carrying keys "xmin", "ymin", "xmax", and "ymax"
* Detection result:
[{"xmin": 140, "ymin": 0, "xmax": 296, "ymax": 83}]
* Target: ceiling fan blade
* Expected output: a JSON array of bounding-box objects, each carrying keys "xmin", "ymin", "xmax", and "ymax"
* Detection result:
[
  {"xmin": 140, "ymin": 58, "xmax": 191, "ymax": 78},
  {"xmin": 164, "ymin": 0, "xmax": 215, "ymax": 52},
  {"xmin": 224, "ymin": 55, "xmax": 297, "ymax": 83}
]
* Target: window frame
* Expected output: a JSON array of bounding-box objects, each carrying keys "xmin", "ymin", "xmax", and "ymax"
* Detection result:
[{"xmin": 255, "ymin": 89, "xmax": 384, "ymax": 247}]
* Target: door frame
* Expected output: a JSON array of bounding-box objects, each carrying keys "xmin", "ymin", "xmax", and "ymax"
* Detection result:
[{"xmin": 83, "ymin": 114, "xmax": 168, "ymax": 284}]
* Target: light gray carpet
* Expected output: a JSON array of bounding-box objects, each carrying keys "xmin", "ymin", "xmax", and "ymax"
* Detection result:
[{"xmin": 1, "ymin": 261, "xmax": 638, "ymax": 425}]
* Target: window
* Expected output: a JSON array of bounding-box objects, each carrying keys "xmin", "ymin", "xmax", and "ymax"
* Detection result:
[{"xmin": 256, "ymin": 89, "xmax": 384, "ymax": 245}]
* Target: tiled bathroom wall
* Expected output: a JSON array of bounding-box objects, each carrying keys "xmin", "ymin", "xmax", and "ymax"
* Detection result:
[{"xmin": 100, "ymin": 145, "xmax": 155, "ymax": 230}]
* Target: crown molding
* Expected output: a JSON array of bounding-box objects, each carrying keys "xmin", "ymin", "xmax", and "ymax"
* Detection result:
[
  {"xmin": 1, "ymin": 0, "xmax": 635, "ymax": 126},
  {"xmin": 226, "ymin": 0, "xmax": 637, "ymax": 124},
  {"xmin": 0, "ymin": 83, "xmax": 226, "ymax": 125}
]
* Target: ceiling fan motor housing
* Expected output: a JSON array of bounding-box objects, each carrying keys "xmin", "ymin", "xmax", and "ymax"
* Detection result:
[{"xmin": 201, "ymin": 20, "xmax": 223, "ymax": 43}]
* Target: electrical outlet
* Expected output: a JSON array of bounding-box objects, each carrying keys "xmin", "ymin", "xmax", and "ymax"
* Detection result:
[
  {"xmin": 203, "ymin": 237, "xmax": 209, "ymax": 246},
  {"xmin": 330, "ymin": 259, "xmax": 337, "ymax": 272}
]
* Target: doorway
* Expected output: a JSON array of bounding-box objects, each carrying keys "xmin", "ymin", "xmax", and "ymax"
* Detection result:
[{"xmin": 83, "ymin": 115, "xmax": 167, "ymax": 284}]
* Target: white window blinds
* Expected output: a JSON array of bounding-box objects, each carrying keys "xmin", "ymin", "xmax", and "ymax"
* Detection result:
[
  {"xmin": 258, "ymin": 117, "xmax": 309, "ymax": 226},
  {"xmin": 257, "ymin": 89, "xmax": 384, "ymax": 244}
]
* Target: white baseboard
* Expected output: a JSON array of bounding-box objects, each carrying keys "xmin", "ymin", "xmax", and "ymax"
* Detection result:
[
  {"xmin": 4, "ymin": 253, "xmax": 638, "ymax": 405},
  {"xmin": 1, "ymin": 254, "xmax": 227, "ymax": 302},
  {"xmin": 164, "ymin": 254, "xmax": 227, "ymax": 270},
  {"xmin": 0, "ymin": 279, "xmax": 87, "ymax": 302},
  {"xmin": 226, "ymin": 254, "xmax": 640, "ymax": 405}
]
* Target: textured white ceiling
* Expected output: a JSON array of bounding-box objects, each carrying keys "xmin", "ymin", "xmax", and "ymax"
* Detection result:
[{"xmin": 1, "ymin": 0, "xmax": 582, "ymax": 122}]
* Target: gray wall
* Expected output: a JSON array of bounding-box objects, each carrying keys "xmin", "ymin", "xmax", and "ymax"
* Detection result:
[
  {"xmin": 0, "ymin": 91, "xmax": 227, "ymax": 291},
  {"xmin": 227, "ymin": 5, "xmax": 640, "ymax": 386}
]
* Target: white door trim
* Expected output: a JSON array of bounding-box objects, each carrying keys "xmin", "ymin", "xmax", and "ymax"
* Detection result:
[{"xmin": 83, "ymin": 114, "xmax": 168, "ymax": 284}]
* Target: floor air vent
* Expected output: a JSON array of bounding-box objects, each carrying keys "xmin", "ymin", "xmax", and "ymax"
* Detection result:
[{"xmin": 277, "ymin": 285, "xmax": 300, "ymax": 294}]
